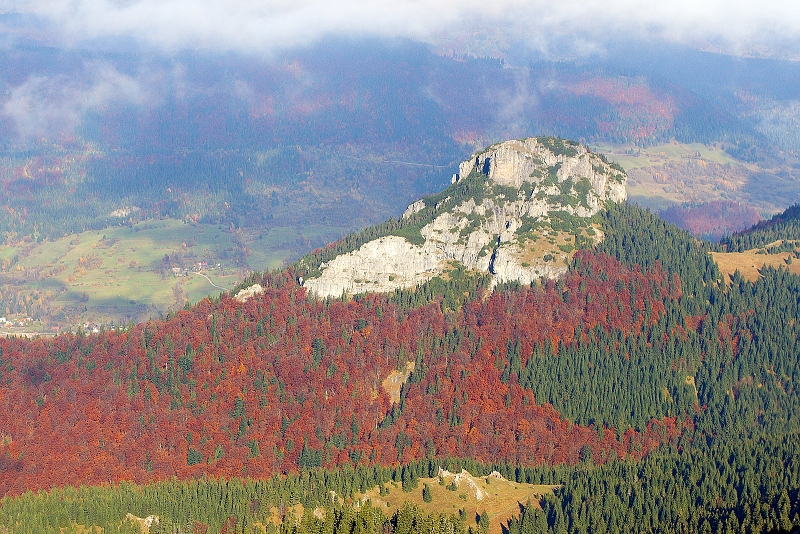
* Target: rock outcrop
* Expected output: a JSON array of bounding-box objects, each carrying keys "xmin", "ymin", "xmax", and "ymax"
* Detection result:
[
  {"xmin": 303, "ymin": 137, "xmax": 626, "ymax": 298},
  {"xmin": 437, "ymin": 468, "xmax": 489, "ymax": 501},
  {"xmin": 234, "ymin": 284, "xmax": 264, "ymax": 303}
]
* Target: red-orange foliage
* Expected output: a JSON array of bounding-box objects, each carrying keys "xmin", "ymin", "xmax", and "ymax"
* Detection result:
[{"xmin": 0, "ymin": 252, "xmax": 683, "ymax": 496}]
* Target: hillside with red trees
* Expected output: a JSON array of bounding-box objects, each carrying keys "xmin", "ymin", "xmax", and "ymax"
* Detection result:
[
  {"xmin": 0, "ymin": 250, "xmax": 688, "ymax": 496},
  {"xmin": 660, "ymin": 200, "xmax": 762, "ymax": 241}
]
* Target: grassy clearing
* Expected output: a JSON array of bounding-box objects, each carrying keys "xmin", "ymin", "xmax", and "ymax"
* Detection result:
[
  {"xmin": 513, "ymin": 223, "xmax": 601, "ymax": 271},
  {"xmin": 518, "ymin": 229, "xmax": 574, "ymax": 266},
  {"xmin": 0, "ymin": 245, "xmax": 19, "ymax": 264},
  {"xmin": 712, "ymin": 249, "xmax": 799, "ymax": 282},
  {"xmin": 381, "ymin": 361, "xmax": 415, "ymax": 404},
  {"xmin": 361, "ymin": 472, "xmax": 558, "ymax": 534}
]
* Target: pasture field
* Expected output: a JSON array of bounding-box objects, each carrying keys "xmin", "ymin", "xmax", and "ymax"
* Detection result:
[
  {"xmin": 595, "ymin": 142, "xmax": 740, "ymax": 171},
  {"xmin": 711, "ymin": 249, "xmax": 800, "ymax": 282},
  {"xmin": 0, "ymin": 219, "xmax": 351, "ymax": 329}
]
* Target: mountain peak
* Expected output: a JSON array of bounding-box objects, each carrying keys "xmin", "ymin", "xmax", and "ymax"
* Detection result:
[{"xmin": 301, "ymin": 137, "xmax": 627, "ymax": 298}]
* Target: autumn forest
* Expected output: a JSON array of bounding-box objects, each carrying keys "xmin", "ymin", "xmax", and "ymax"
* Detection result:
[{"xmin": 1, "ymin": 202, "xmax": 800, "ymax": 533}]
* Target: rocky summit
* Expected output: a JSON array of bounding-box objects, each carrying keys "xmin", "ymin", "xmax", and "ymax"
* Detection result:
[{"xmin": 302, "ymin": 137, "xmax": 627, "ymax": 298}]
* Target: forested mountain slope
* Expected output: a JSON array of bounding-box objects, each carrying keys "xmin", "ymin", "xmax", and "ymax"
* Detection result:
[
  {"xmin": 0, "ymin": 243, "xmax": 681, "ymax": 496},
  {"xmin": 1, "ymin": 169, "xmax": 800, "ymax": 532}
]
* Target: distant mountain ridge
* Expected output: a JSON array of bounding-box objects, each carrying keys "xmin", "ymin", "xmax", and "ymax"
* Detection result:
[{"xmin": 300, "ymin": 137, "xmax": 626, "ymax": 297}]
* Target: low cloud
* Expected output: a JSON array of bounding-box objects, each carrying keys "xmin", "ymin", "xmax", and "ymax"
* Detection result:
[
  {"xmin": 5, "ymin": 0, "xmax": 800, "ymax": 56},
  {"xmin": 489, "ymin": 69, "xmax": 538, "ymax": 140},
  {"xmin": 2, "ymin": 62, "xmax": 152, "ymax": 140}
]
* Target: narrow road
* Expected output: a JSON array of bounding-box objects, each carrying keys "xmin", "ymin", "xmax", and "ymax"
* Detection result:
[{"xmin": 189, "ymin": 271, "xmax": 229, "ymax": 291}]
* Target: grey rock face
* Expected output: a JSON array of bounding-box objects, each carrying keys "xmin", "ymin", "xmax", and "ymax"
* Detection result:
[{"xmin": 304, "ymin": 138, "xmax": 626, "ymax": 298}]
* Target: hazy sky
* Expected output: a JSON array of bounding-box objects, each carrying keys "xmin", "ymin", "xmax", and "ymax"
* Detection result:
[{"xmin": 3, "ymin": 0, "xmax": 800, "ymax": 56}]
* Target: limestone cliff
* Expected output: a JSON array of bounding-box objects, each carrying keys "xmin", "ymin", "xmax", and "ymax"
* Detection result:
[{"xmin": 301, "ymin": 137, "xmax": 626, "ymax": 298}]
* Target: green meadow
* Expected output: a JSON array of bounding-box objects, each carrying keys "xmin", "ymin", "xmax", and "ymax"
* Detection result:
[
  {"xmin": 0, "ymin": 219, "xmax": 350, "ymax": 330},
  {"xmin": 593, "ymin": 141, "xmax": 741, "ymax": 171}
]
